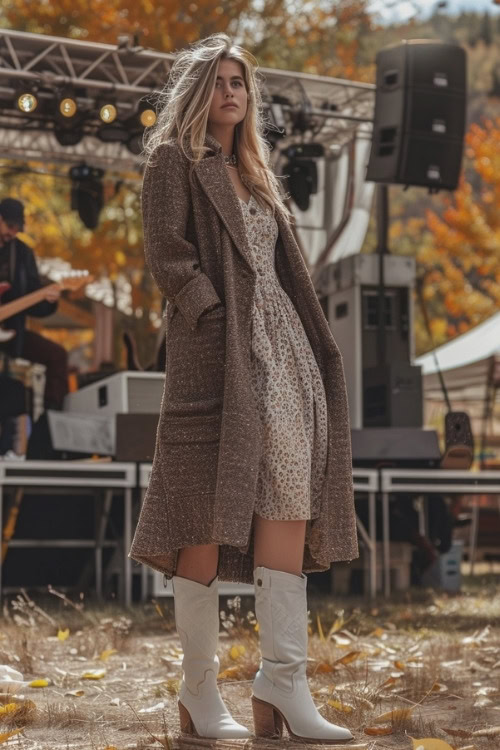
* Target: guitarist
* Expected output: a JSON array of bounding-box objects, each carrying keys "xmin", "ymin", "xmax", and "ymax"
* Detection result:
[{"xmin": 0, "ymin": 198, "xmax": 68, "ymax": 412}]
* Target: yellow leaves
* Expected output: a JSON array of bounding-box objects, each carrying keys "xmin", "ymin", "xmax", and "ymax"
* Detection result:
[
  {"xmin": 373, "ymin": 707, "xmax": 413, "ymax": 723},
  {"xmin": 164, "ymin": 678, "xmax": 179, "ymax": 695},
  {"xmin": 28, "ymin": 679, "xmax": 49, "ymax": 688},
  {"xmin": 81, "ymin": 669, "xmax": 106, "ymax": 680},
  {"xmin": 410, "ymin": 739, "xmax": 454, "ymax": 750},
  {"xmin": 327, "ymin": 699, "xmax": 353, "ymax": 713},
  {"xmin": 57, "ymin": 628, "xmax": 70, "ymax": 641},
  {"xmin": 364, "ymin": 726, "xmax": 393, "ymax": 735},
  {"xmin": 100, "ymin": 649, "xmax": 117, "ymax": 661},
  {"xmin": 379, "ymin": 675, "xmax": 403, "ymax": 689},
  {"xmin": 0, "ymin": 703, "xmax": 17, "ymax": 716},
  {"xmin": 229, "ymin": 645, "xmax": 246, "ymax": 661},
  {"xmin": 0, "ymin": 729, "xmax": 23, "ymax": 743},
  {"xmin": 217, "ymin": 667, "xmax": 239, "ymax": 680},
  {"xmin": 317, "ymin": 613, "xmax": 326, "ymax": 642},
  {"xmin": 333, "ymin": 650, "xmax": 362, "ymax": 667},
  {"xmin": 315, "ymin": 662, "xmax": 334, "ymax": 674}
]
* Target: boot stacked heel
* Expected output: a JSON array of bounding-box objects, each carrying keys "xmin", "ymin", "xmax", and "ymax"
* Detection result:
[
  {"xmin": 178, "ymin": 701, "xmax": 197, "ymax": 735},
  {"xmin": 251, "ymin": 696, "xmax": 283, "ymax": 738}
]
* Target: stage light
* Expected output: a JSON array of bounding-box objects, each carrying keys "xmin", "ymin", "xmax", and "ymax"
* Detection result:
[
  {"xmin": 54, "ymin": 127, "xmax": 84, "ymax": 146},
  {"xmin": 69, "ymin": 164, "xmax": 105, "ymax": 230},
  {"xmin": 97, "ymin": 121, "xmax": 129, "ymax": 143},
  {"xmin": 100, "ymin": 103, "xmax": 117, "ymax": 123},
  {"xmin": 17, "ymin": 92, "xmax": 38, "ymax": 113},
  {"xmin": 127, "ymin": 132, "xmax": 144, "ymax": 155},
  {"xmin": 140, "ymin": 108, "xmax": 156, "ymax": 127},
  {"xmin": 59, "ymin": 97, "xmax": 77, "ymax": 118},
  {"xmin": 285, "ymin": 159, "xmax": 318, "ymax": 211}
]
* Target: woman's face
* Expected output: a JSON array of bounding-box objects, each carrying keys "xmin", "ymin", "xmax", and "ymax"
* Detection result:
[{"xmin": 207, "ymin": 58, "xmax": 248, "ymax": 129}]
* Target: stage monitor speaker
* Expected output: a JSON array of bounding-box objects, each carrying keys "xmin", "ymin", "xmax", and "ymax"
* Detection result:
[
  {"xmin": 351, "ymin": 427, "xmax": 441, "ymax": 469},
  {"xmin": 366, "ymin": 40, "xmax": 467, "ymax": 190},
  {"xmin": 363, "ymin": 362, "xmax": 422, "ymax": 428}
]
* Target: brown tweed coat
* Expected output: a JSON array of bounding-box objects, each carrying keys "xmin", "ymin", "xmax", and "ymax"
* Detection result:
[{"xmin": 129, "ymin": 132, "xmax": 358, "ymax": 584}]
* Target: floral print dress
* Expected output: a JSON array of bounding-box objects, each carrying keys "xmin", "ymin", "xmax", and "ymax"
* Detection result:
[{"xmin": 238, "ymin": 193, "xmax": 329, "ymax": 521}]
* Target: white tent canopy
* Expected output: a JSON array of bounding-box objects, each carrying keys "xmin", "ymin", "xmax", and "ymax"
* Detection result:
[{"xmin": 415, "ymin": 313, "xmax": 500, "ymax": 432}]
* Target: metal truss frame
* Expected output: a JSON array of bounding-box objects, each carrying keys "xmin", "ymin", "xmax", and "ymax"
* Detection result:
[{"xmin": 0, "ymin": 28, "xmax": 375, "ymax": 173}]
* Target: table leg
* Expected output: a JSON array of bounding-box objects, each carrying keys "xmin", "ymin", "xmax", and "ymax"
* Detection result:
[
  {"xmin": 382, "ymin": 492, "xmax": 390, "ymax": 597},
  {"xmin": 95, "ymin": 490, "xmax": 113, "ymax": 600},
  {"xmin": 139, "ymin": 489, "xmax": 148, "ymax": 602},
  {"xmin": 469, "ymin": 500, "xmax": 478, "ymax": 575},
  {"xmin": 369, "ymin": 491, "xmax": 376, "ymax": 599},
  {"xmin": 124, "ymin": 488, "xmax": 132, "ymax": 608},
  {"xmin": 0, "ymin": 486, "xmax": 3, "ymax": 609}
]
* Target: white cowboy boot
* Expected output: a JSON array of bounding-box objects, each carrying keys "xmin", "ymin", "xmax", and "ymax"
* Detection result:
[
  {"xmin": 172, "ymin": 575, "xmax": 251, "ymax": 739},
  {"xmin": 252, "ymin": 566, "xmax": 354, "ymax": 744}
]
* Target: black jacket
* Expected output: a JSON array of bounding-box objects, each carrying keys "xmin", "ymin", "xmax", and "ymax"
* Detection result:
[{"xmin": 0, "ymin": 238, "xmax": 58, "ymax": 356}]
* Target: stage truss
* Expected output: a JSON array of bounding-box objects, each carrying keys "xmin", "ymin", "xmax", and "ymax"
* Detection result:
[{"xmin": 0, "ymin": 28, "xmax": 375, "ymax": 174}]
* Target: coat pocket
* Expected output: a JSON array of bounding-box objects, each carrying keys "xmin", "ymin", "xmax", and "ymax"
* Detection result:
[
  {"xmin": 165, "ymin": 307, "xmax": 226, "ymax": 405},
  {"xmin": 157, "ymin": 413, "xmax": 221, "ymax": 499}
]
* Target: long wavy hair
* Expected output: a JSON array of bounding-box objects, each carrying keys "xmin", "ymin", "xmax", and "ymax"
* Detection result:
[{"xmin": 143, "ymin": 33, "xmax": 291, "ymax": 221}]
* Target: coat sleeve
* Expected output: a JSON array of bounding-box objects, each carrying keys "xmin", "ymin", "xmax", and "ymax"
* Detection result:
[{"xmin": 141, "ymin": 141, "xmax": 222, "ymax": 331}]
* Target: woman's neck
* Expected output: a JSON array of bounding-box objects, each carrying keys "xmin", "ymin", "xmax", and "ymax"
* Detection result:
[{"xmin": 207, "ymin": 126, "xmax": 235, "ymax": 157}]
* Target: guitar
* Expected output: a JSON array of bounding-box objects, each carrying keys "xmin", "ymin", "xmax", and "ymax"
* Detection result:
[{"xmin": 0, "ymin": 271, "xmax": 94, "ymax": 343}]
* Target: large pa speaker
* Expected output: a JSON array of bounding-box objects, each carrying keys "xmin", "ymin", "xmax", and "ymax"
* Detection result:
[
  {"xmin": 363, "ymin": 362, "xmax": 423, "ymax": 428},
  {"xmin": 366, "ymin": 40, "xmax": 467, "ymax": 191}
]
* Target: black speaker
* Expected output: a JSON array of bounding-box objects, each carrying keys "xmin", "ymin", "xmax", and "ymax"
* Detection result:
[
  {"xmin": 366, "ymin": 40, "xmax": 467, "ymax": 190},
  {"xmin": 363, "ymin": 362, "xmax": 423, "ymax": 428}
]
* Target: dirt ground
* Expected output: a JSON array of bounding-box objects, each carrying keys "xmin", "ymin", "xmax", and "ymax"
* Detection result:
[{"xmin": 0, "ymin": 570, "xmax": 499, "ymax": 750}]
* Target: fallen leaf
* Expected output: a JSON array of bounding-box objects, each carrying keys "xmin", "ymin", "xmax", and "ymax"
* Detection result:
[
  {"xmin": 411, "ymin": 739, "xmax": 454, "ymax": 750},
  {"xmin": 472, "ymin": 726, "xmax": 500, "ymax": 737},
  {"xmin": 374, "ymin": 707, "xmax": 413, "ymax": 723},
  {"xmin": 139, "ymin": 702, "xmax": 165, "ymax": 714},
  {"xmin": 64, "ymin": 690, "xmax": 85, "ymax": 697},
  {"xmin": 379, "ymin": 675, "xmax": 402, "ymax": 689},
  {"xmin": 328, "ymin": 615, "xmax": 345, "ymax": 637},
  {"xmin": 317, "ymin": 613, "xmax": 326, "ymax": 642},
  {"xmin": 57, "ymin": 628, "xmax": 70, "ymax": 642},
  {"xmin": 229, "ymin": 645, "xmax": 246, "ymax": 660},
  {"xmin": 394, "ymin": 660, "xmax": 405, "ymax": 670},
  {"xmin": 441, "ymin": 728, "xmax": 472, "ymax": 739},
  {"xmin": 0, "ymin": 703, "xmax": 17, "ymax": 715},
  {"xmin": 0, "ymin": 729, "xmax": 23, "ymax": 743},
  {"xmin": 100, "ymin": 649, "xmax": 117, "ymax": 661},
  {"xmin": 164, "ymin": 679, "xmax": 179, "ymax": 695},
  {"xmin": 28, "ymin": 679, "xmax": 49, "ymax": 688},
  {"xmin": 334, "ymin": 650, "xmax": 361, "ymax": 666},
  {"xmin": 431, "ymin": 682, "xmax": 448, "ymax": 693},
  {"xmin": 81, "ymin": 670, "xmax": 106, "ymax": 680},
  {"xmin": 327, "ymin": 699, "xmax": 353, "ymax": 713},
  {"xmin": 369, "ymin": 627, "xmax": 385, "ymax": 638},
  {"xmin": 315, "ymin": 662, "xmax": 334, "ymax": 674},
  {"xmin": 364, "ymin": 726, "xmax": 393, "ymax": 736},
  {"xmin": 218, "ymin": 667, "xmax": 239, "ymax": 680}
]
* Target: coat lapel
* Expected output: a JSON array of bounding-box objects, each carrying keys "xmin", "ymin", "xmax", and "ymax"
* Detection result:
[{"xmin": 194, "ymin": 135, "xmax": 253, "ymax": 269}]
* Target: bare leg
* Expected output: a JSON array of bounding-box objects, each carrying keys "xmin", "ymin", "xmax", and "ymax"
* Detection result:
[
  {"xmin": 253, "ymin": 513, "xmax": 306, "ymax": 575},
  {"xmin": 176, "ymin": 544, "xmax": 219, "ymax": 585}
]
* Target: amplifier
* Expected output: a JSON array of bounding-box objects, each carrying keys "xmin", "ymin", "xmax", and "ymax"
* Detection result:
[
  {"xmin": 64, "ymin": 371, "xmax": 164, "ymax": 416},
  {"xmin": 351, "ymin": 427, "xmax": 441, "ymax": 468}
]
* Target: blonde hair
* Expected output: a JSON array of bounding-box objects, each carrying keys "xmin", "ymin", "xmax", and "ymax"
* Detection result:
[{"xmin": 143, "ymin": 33, "xmax": 292, "ymax": 221}]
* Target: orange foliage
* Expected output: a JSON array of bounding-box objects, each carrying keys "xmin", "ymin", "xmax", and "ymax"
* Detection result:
[{"xmin": 414, "ymin": 116, "xmax": 500, "ymax": 350}]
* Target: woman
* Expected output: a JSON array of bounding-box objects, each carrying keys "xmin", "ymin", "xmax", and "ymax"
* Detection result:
[{"xmin": 130, "ymin": 32, "xmax": 358, "ymax": 743}]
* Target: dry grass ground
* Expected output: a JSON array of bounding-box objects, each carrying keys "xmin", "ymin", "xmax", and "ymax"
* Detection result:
[{"xmin": 0, "ymin": 570, "xmax": 499, "ymax": 750}]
